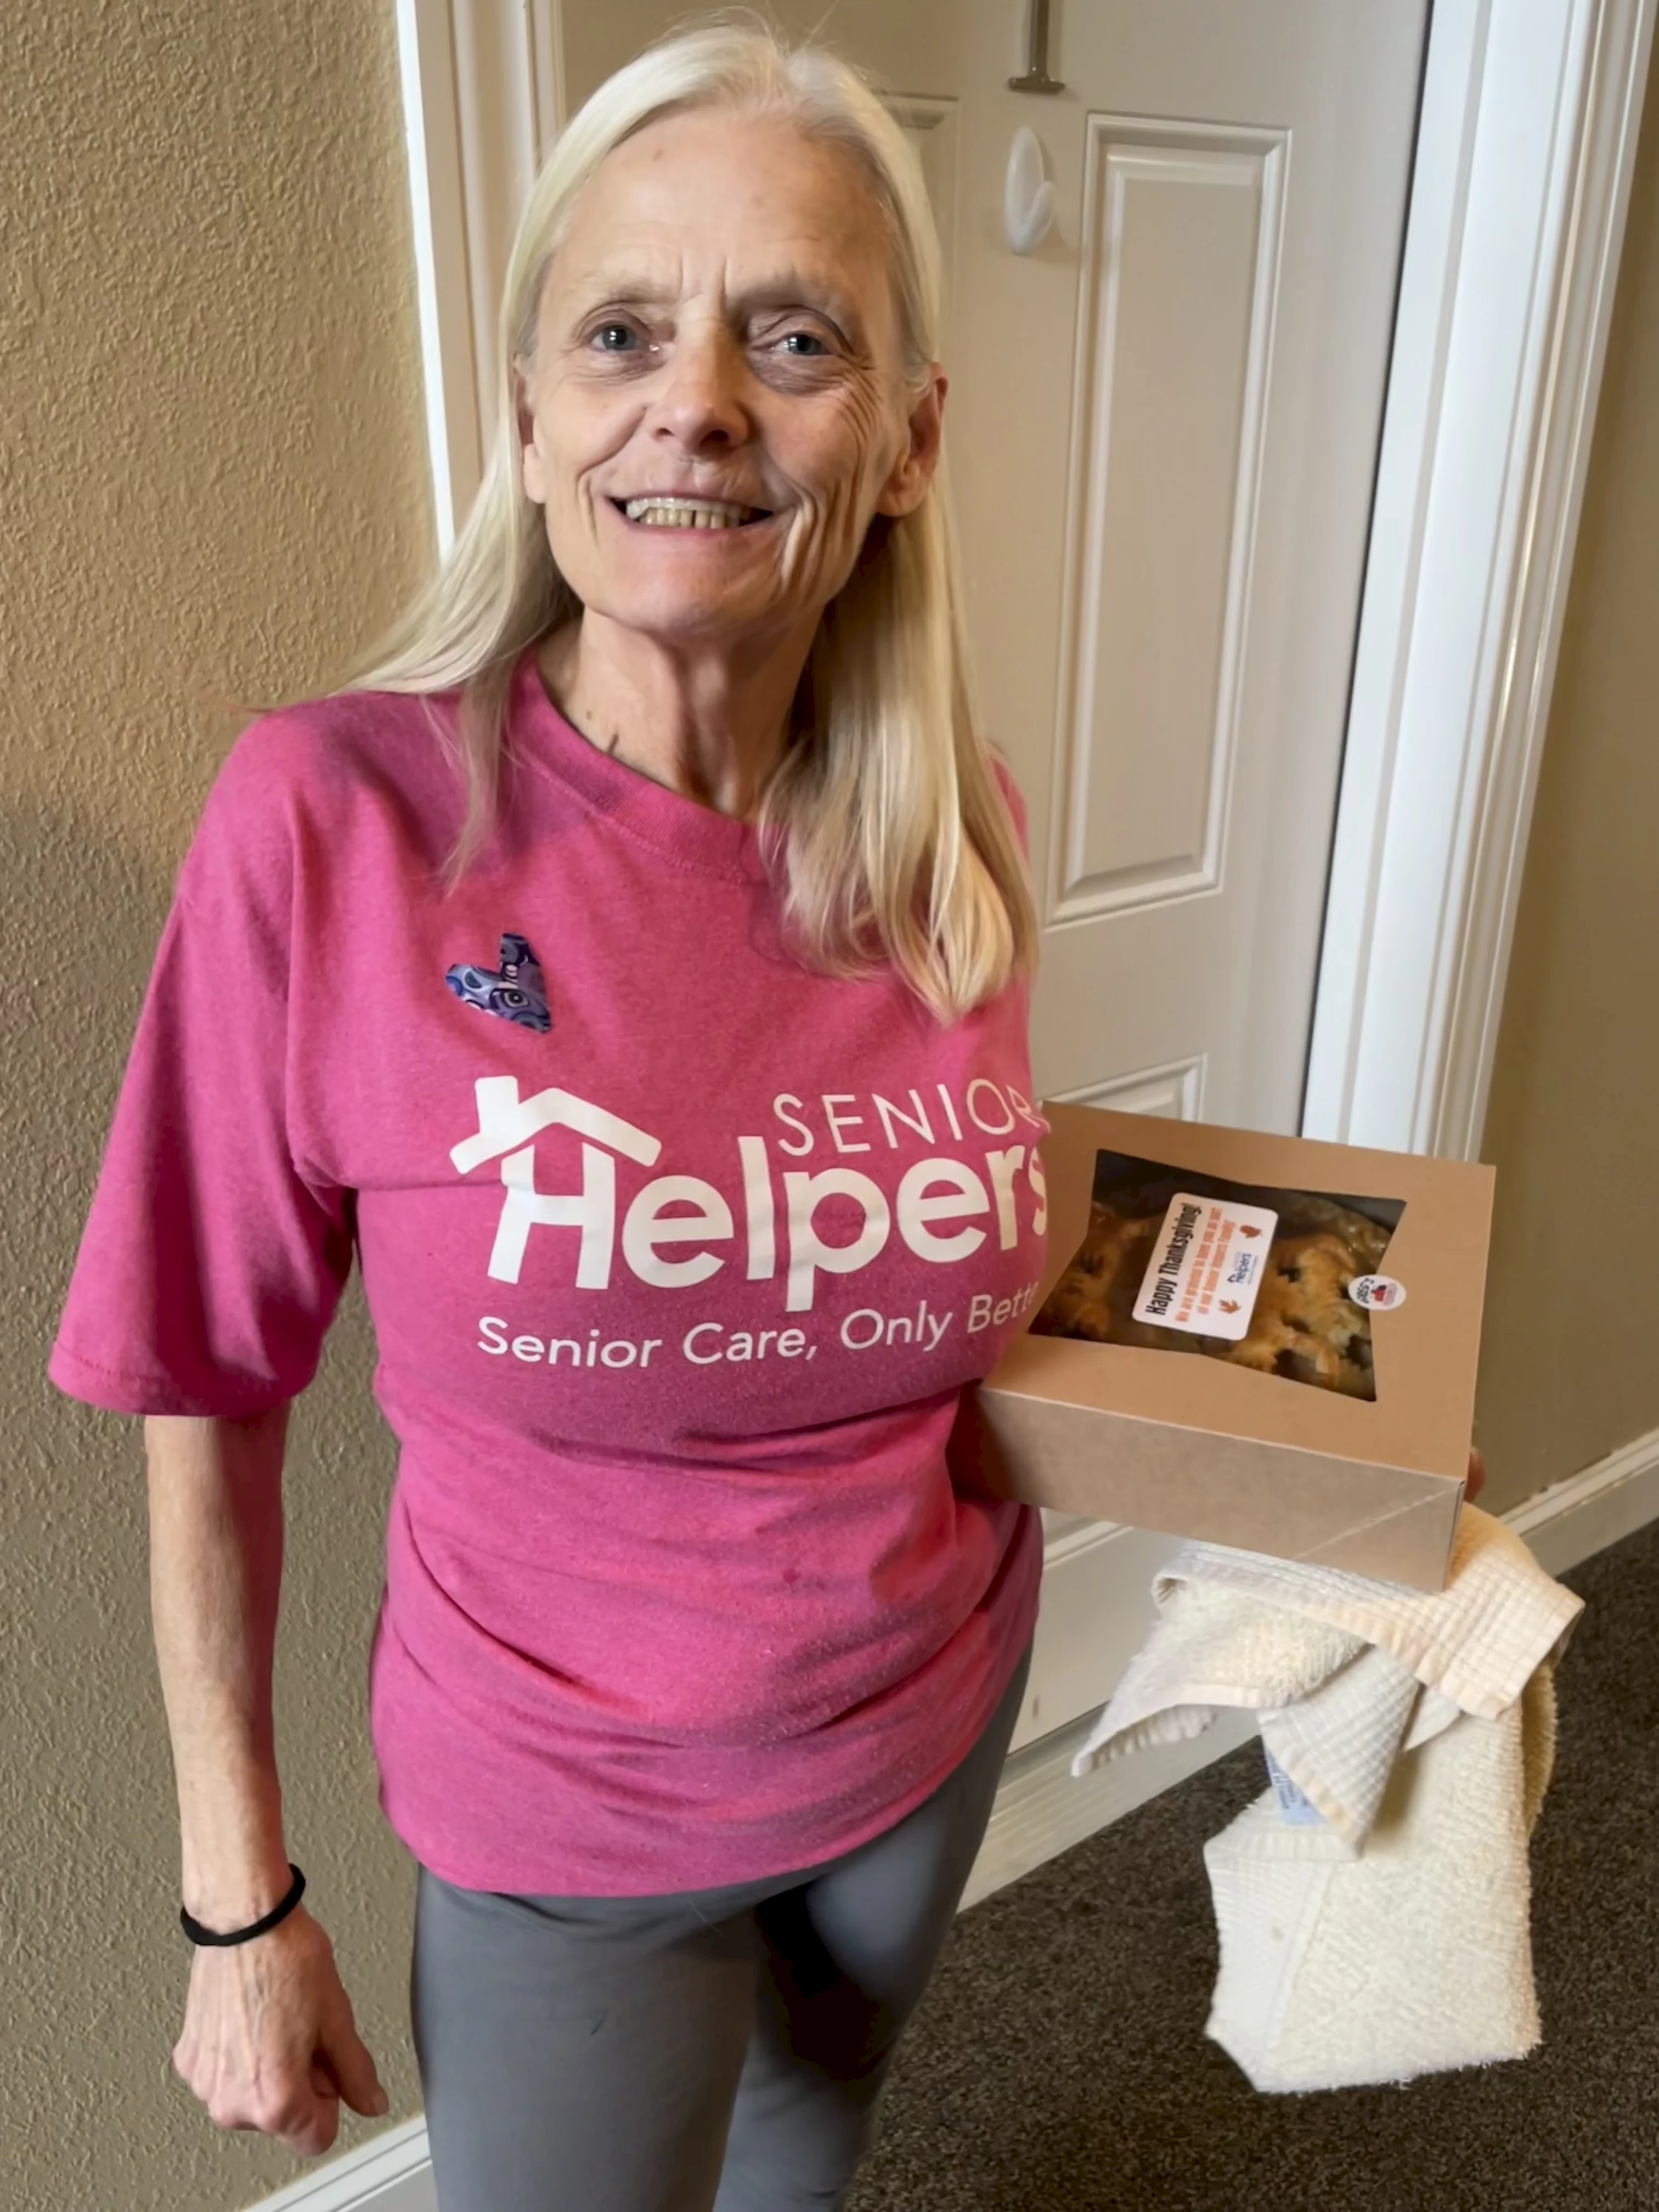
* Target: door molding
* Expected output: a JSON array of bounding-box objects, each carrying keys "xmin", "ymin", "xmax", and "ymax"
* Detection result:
[
  {"xmin": 394, "ymin": 0, "xmax": 1654, "ymax": 1166},
  {"xmin": 1305, "ymin": 0, "xmax": 1656, "ymax": 1159},
  {"xmin": 393, "ymin": 0, "xmax": 565, "ymax": 541}
]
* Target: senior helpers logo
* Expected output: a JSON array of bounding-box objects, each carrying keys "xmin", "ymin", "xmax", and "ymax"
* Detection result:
[{"xmin": 449, "ymin": 1073, "xmax": 1051, "ymax": 1371}]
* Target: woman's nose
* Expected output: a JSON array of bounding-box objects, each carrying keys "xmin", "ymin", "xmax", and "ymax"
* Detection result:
[{"xmin": 650, "ymin": 329, "xmax": 750, "ymax": 453}]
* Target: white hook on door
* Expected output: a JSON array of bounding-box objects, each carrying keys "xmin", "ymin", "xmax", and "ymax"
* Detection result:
[{"xmin": 1005, "ymin": 125, "xmax": 1056, "ymax": 255}]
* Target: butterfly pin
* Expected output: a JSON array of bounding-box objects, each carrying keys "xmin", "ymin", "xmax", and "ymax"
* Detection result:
[{"xmin": 444, "ymin": 932, "xmax": 550, "ymax": 1032}]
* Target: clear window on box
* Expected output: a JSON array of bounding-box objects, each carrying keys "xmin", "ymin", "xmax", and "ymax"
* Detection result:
[{"xmin": 1030, "ymin": 1150, "xmax": 1406, "ymax": 1402}]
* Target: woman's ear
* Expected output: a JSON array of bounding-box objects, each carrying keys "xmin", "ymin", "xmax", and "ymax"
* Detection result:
[
  {"xmin": 513, "ymin": 360, "xmax": 546, "ymax": 506},
  {"xmin": 876, "ymin": 366, "xmax": 947, "ymax": 519}
]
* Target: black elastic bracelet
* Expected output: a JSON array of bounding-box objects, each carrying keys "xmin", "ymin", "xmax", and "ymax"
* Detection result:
[{"xmin": 180, "ymin": 1863, "xmax": 306, "ymax": 1948}]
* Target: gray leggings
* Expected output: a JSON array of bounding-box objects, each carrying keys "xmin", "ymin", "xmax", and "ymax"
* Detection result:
[{"xmin": 410, "ymin": 1638, "xmax": 1034, "ymax": 2212}]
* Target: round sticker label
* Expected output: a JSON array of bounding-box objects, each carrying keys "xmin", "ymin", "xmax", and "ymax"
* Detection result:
[{"xmin": 1348, "ymin": 1274, "xmax": 1407, "ymax": 1312}]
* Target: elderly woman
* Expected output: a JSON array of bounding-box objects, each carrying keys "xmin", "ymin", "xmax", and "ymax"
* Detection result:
[{"xmin": 51, "ymin": 22, "xmax": 1051, "ymax": 2211}]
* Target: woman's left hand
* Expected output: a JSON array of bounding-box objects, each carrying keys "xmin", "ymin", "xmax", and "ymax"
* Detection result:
[{"xmin": 1466, "ymin": 1447, "xmax": 1487, "ymax": 1502}]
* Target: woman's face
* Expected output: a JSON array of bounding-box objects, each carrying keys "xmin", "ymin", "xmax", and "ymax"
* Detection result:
[{"xmin": 515, "ymin": 108, "xmax": 943, "ymax": 652}]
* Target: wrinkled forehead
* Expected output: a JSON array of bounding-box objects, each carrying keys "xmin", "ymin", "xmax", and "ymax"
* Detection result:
[{"xmin": 539, "ymin": 106, "xmax": 905, "ymax": 350}]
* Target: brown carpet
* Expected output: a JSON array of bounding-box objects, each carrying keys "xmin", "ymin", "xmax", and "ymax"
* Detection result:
[{"xmin": 848, "ymin": 1517, "xmax": 1659, "ymax": 2211}]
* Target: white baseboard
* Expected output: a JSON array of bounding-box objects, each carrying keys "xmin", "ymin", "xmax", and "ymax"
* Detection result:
[
  {"xmin": 245, "ymin": 1424, "xmax": 1659, "ymax": 2212},
  {"xmin": 248, "ymin": 2118, "xmax": 436, "ymax": 2211},
  {"xmin": 1492, "ymin": 1424, "xmax": 1659, "ymax": 1577}
]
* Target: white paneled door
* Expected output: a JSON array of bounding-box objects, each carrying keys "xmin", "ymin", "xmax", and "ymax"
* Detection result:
[{"xmin": 562, "ymin": 1, "xmax": 1429, "ymax": 1748}]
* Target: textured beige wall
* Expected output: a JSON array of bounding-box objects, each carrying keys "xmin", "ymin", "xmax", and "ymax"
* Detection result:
[
  {"xmin": 1475, "ymin": 35, "xmax": 1659, "ymax": 1514},
  {"xmin": 2, "ymin": 7, "xmax": 432, "ymax": 2210}
]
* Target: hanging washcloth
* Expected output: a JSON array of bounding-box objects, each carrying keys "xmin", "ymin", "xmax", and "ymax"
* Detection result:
[{"xmin": 1072, "ymin": 1505, "xmax": 1583, "ymax": 2091}]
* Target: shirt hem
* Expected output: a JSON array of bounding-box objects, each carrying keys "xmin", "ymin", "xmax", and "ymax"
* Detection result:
[
  {"xmin": 47, "ymin": 1339, "xmax": 297, "ymax": 1420},
  {"xmin": 382, "ymin": 1513, "xmax": 1043, "ymax": 1899}
]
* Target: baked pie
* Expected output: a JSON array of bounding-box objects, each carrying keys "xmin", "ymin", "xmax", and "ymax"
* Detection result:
[{"xmin": 1031, "ymin": 1173, "xmax": 1398, "ymax": 1400}]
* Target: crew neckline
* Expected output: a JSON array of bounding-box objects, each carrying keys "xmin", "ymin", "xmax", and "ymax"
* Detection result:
[{"xmin": 507, "ymin": 646, "xmax": 770, "ymax": 883}]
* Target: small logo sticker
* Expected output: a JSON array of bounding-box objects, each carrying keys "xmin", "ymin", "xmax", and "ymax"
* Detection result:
[
  {"xmin": 1348, "ymin": 1274, "xmax": 1407, "ymax": 1312},
  {"xmin": 445, "ymin": 932, "xmax": 550, "ymax": 1032}
]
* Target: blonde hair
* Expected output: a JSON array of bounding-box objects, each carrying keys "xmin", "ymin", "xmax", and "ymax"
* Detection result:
[{"xmin": 337, "ymin": 13, "xmax": 1037, "ymax": 1024}]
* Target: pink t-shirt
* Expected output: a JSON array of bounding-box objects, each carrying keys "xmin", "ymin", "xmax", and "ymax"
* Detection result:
[{"xmin": 51, "ymin": 649, "xmax": 1048, "ymax": 1894}]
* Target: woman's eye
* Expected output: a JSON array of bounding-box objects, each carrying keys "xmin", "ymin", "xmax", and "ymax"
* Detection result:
[
  {"xmin": 590, "ymin": 323, "xmax": 638, "ymax": 353},
  {"xmin": 777, "ymin": 330, "xmax": 830, "ymax": 357}
]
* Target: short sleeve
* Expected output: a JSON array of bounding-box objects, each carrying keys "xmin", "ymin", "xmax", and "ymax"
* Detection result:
[{"xmin": 48, "ymin": 730, "xmax": 354, "ymax": 1417}]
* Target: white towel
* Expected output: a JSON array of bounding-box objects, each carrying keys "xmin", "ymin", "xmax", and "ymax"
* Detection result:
[{"xmin": 1073, "ymin": 1506, "xmax": 1583, "ymax": 2091}]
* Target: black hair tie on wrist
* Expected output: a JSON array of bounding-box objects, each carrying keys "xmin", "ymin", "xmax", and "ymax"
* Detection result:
[{"xmin": 180, "ymin": 1863, "xmax": 306, "ymax": 1947}]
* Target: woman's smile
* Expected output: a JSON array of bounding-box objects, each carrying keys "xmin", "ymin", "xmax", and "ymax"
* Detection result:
[{"xmin": 610, "ymin": 493, "xmax": 776, "ymax": 532}]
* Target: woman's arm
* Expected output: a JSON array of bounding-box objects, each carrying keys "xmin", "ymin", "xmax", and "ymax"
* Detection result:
[
  {"xmin": 944, "ymin": 1386, "xmax": 1011, "ymax": 1504},
  {"xmin": 146, "ymin": 1410, "xmax": 387, "ymax": 2155},
  {"xmin": 147, "ymin": 1410, "xmax": 293, "ymax": 1926}
]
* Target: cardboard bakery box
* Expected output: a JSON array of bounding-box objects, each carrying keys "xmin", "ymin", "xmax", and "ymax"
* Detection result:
[{"xmin": 957, "ymin": 1102, "xmax": 1494, "ymax": 1592}]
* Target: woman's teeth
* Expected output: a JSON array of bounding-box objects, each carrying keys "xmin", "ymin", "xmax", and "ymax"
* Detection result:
[{"xmin": 622, "ymin": 496, "xmax": 762, "ymax": 529}]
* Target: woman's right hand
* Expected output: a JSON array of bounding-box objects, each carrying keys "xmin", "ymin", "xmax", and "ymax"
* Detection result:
[{"xmin": 172, "ymin": 1906, "xmax": 389, "ymax": 2157}]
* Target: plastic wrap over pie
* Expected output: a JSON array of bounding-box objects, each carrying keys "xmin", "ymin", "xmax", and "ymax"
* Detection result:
[{"xmin": 1030, "ymin": 1160, "xmax": 1403, "ymax": 1401}]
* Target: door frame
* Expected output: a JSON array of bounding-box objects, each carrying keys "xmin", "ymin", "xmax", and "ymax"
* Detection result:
[{"xmin": 394, "ymin": 0, "xmax": 1656, "ymax": 1166}]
